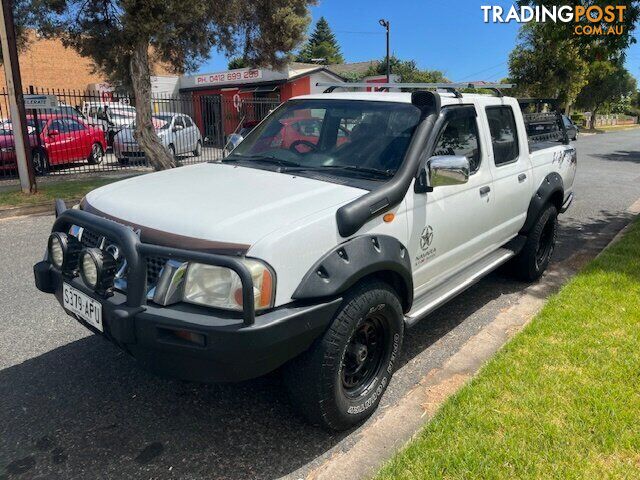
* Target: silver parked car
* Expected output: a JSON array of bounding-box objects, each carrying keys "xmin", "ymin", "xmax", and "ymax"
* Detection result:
[{"xmin": 113, "ymin": 113, "xmax": 202, "ymax": 164}]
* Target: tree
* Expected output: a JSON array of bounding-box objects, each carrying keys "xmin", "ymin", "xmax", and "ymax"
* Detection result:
[
  {"xmin": 516, "ymin": 0, "xmax": 640, "ymax": 60},
  {"xmin": 228, "ymin": 57, "xmax": 248, "ymax": 70},
  {"xmin": 509, "ymin": 1, "xmax": 640, "ymax": 112},
  {"xmin": 33, "ymin": 0, "xmax": 313, "ymax": 170},
  {"xmin": 575, "ymin": 61, "xmax": 637, "ymax": 128},
  {"xmin": 296, "ymin": 16, "xmax": 344, "ymax": 64},
  {"xmin": 365, "ymin": 56, "xmax": 448, "ymax": 83},
  {"xmin": 508, "ymin": 24, "xmax": 589, "ymax": 111}
]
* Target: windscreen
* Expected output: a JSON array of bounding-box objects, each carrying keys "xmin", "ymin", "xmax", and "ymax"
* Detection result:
[{"xmin": 228, "ymin": 99, "xmax": 421, "ymax": 178}]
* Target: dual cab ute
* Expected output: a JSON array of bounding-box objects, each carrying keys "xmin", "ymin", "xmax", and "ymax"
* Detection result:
[{"xmin": 34, "ymin": 83, "xmax": 576, "ymax": 430}]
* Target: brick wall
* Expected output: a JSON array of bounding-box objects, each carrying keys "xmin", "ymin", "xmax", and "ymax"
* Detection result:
[{"xmin": 0, "ymin": 31, "xmax": 173, "ymax": 92}]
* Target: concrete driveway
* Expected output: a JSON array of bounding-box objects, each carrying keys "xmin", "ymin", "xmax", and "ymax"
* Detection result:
[{"xmin": 1, "ymin": 130, "xmax": 640, "ymax": 479}]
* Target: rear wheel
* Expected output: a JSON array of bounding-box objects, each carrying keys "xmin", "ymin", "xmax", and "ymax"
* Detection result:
[
  {"xmin": 511, "ymin": 204, "xmax": 558, "ymax": 281},
  {"xmin": 87, "ymin": 143, "xmax": 104, "ymax": 165},
  {"xmin": 31, "ymin": 149, "xmax": 49, "ymax": 175},
  {"xmin": 284, "ymin": 280, "xmax": 404, "ymax": 431}
]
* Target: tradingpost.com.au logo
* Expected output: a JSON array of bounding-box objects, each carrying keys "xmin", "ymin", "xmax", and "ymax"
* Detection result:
[{"xmin": 481, "ymin": 4, "xmax": 627, "ymax": 36}]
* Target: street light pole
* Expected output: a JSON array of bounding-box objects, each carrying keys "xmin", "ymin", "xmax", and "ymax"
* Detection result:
[
  {"xmin": 379, "ymin": 19, "xmax": 390, "ymax": 83},
  {"xmin": 0, "ymin": 0, "xmax": 35, "ymax": 193}
]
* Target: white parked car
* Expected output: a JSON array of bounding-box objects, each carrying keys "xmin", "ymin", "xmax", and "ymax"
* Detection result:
[
  {"xmin": 35, "ymin": 84, "xmax": 576, "ymax": 431},
  {"xmin": 82, "ymin": 101, "xmax": 137, "ymax": 145},
  {"xmin": 113, "ymin": 113, "xmax": 203, "ymax": 163}
]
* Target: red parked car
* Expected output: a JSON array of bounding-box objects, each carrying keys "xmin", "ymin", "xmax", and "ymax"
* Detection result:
[
  {"xmin": 0, "ymin": 114, "xmax": 107, "ymax": 175},
  {"xmin": 252, "ymin": 116, "xmax": 350, "ymax": 153}
]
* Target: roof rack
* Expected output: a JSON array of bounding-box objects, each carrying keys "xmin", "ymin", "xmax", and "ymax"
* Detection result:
[{"xmin": 315, "ymin": 82, "xmax": 515, "ymax": 98}]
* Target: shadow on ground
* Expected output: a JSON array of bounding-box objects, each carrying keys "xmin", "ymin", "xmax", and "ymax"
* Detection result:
[{"xmin": 0, "ymin": 211, "xmax": 632, "ymax": 480}]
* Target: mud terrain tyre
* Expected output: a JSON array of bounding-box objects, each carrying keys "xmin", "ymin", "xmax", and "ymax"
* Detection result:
[
  {"xmin": 512, "ymin": 203, "xmax": 558, "ymax": 281},
  {"xmin": 284, "ymin": 280, "xmax": 404, "ymax": 431}
]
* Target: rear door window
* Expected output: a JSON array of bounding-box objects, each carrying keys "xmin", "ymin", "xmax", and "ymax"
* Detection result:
[{"xmin": 486, "ymin": 106, "xmax": 519, "ymax": 166}]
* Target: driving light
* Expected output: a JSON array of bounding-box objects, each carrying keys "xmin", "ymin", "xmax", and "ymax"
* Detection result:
[
  {"xmin": 80, "ymin": 248, "xmax": 117, "ymax": 294},
  {"xmin": 48, "ymin": 232, "xmax": 82, "ymax": 274},
  {"xmin": 183, "ymin": 259, "xmax": 275, "ymax": 312}
]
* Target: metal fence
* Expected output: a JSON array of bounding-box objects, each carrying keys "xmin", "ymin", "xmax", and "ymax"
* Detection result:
[{"xmin": 0, "ymin": 86, "xmax": 280, "ymax": 180}]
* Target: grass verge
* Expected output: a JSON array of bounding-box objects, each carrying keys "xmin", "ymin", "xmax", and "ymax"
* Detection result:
[
  {"xmin": 0, "ymin": 178, "xmax": 118, "ymax": 208},
  {"xmin": 376, "ymin": 218, "xmax": 640, "ymax": 479}
]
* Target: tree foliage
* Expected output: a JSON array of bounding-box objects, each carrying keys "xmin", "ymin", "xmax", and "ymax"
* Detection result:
[
  {"xmin": 31, "ymin": 0, "xmax": 313, "ymax": 170},
  {"xmin": 295, "ymin": 16, "xmax": 344, "ymax": 64},
  {"xmin": 365, "ymin": 56, "xmax": 448, "ymax": 83},
  {"xmin": 516, "ymin": 0, "xmax": 640, "ymax": 59},
  {"xmin": 509, "ymin": 0, "xmax": 640, "ymax": 111},
  {"xmin": 509, "ymin": 24, "xmax": 589, "ymax": 109},
  {"xmin": 227, "ymin": 57, "xmax": 249, "ymax": 69},
  {"xmin": 575, "ymin": 60, "xmax": 637, "ymax": 126}
]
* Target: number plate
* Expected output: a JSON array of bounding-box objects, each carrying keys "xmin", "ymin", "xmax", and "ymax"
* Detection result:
[{"xmin": 63, "ymin": 283, "xmax": 103, "ymax": 332}]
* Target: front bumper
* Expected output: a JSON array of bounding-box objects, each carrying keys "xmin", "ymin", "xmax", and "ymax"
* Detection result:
[{"xmin": 34, "ymin": 207, "xmax": 342, "ymax": 382}]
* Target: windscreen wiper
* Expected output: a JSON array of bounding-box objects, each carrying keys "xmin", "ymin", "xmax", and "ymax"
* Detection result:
[
  {"xmin": 282, "ymin": 165, "xmax": 395, "ymax": 179},
  {"xmin": 223, "ymin": 154, "xmax": 301, "ymax": 168}
]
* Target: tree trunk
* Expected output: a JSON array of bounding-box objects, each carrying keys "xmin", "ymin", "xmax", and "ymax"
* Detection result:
[
  {"xmin": 590, "ymin": 107, "xmax": 598, "ymax": 130},
  {"xmin": 129, "ymin": 40, "xmax": 175, "ymax": 170}
]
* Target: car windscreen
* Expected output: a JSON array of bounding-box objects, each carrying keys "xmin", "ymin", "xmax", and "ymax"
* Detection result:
[
  {"xmin": 131, "ymin": 115, "xmax": 172, "ymax": 130},
  {"xmin": 226, "ymin": 99, "xmax": 422, "ymax": 179}
]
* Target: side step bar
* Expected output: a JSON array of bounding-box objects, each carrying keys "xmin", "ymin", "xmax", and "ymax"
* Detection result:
[{"xmin": 405, "ymin": 247, "xmax": 516, "ymax": 327}]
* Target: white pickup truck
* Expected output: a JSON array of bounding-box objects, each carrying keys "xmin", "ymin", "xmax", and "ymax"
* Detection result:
[{"xmin": 34, "ymin": 83, "xmax": 576, "ymax": 431}]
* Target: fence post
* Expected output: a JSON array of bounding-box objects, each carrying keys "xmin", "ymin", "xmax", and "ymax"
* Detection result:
[{"xmin": 0, "ymin": 0, "xmax": 35, "ymax": 193}]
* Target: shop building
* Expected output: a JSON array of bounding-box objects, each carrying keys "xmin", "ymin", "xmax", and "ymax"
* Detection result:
[{"xmin": 178, "ymin": 63, "xmax": 346, "ymax": 143}]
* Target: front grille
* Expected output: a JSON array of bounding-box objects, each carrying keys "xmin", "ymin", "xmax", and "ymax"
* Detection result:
[
  {"xmin": 75, "ymin": 226, "xmax": 168, "ymax": 290},
  {"xmin": 80, "ymin": 229, "xmax": 102, "ymax": 248},
  {"xmin": 146, "ymin": 256, "xmax": 169, "ymax": 286}
]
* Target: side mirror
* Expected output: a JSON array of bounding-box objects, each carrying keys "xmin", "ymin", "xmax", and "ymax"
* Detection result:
[
  {"xmin": 48, "ymin": 129, "xmax": 60, "ymax": 137},
  {"xmin": 416, "ymin": 155, "xmax": 470, "ymax": 193}
]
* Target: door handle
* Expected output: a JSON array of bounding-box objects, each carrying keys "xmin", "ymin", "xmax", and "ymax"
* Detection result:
[
  {"xmin": 518, "ymin": 173, "xmax": 527, "ymax": 183},
  {"xmin": 479, "ymin": 186, "xmax": 491, "ymax": 196}
]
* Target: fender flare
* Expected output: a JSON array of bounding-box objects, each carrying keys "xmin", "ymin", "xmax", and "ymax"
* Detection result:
[
  {"xmin": 520, "ymin": 172, "xmax": 564, "ymax": 234},
  {"xmin": 292, "ymin": 235, "xmax": 413, "ymax": 312}
]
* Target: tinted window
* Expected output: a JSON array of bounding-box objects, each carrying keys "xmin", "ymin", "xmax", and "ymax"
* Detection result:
[
  {"xmin": 66, "ymin": 119, "xmax": 86, "ymax": 131},
  {"xmin": 486, "ymin": 107, "xmax": 519, "ymax": 165},
  {"xmin": 49, "ymin": 120, "xmax": 69, "ymax": 133},
  {"xmin": 183, "ymin": 116, "xmax": 193, "ymax": 128},
  {"xmin": 433, "ymin": 113, "xmax": 481, "ymax": 173},
  {"xmin": 173, "ymin": 116, "xmax": 184, "ymax": 128}
]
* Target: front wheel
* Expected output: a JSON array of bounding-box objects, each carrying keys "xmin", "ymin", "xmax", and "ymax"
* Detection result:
[
  {"xmin": 31, "ymin": 149, "xmax": 49, "ymax": 175},
  {"xmin": 284, "ymin": 280, "xmax": 404, "ymax": 431},
  {"xmin": 511, "ymin": 204, "xmax": 558, "ymax": 281},
  {"xmin": 87, "ymin": 143, "xmax": 104, "ymax": 165}
]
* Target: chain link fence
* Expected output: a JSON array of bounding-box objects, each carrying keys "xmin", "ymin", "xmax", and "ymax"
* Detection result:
[{"xmin": 0, "ymin": 86, "xmax": 280, "ymax": 181}]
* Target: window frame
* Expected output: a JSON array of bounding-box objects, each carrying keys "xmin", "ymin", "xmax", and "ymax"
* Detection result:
[
  {"xmin": 432, "ymin": 106, "xmax": 482, "ymax": 175},
  {"xmin": 485, "ymin": 105, "xmax": 520, "ymax": 167}
]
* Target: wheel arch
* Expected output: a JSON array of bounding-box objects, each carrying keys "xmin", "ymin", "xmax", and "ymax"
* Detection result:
[
  {"xmin": 520, "ymin": 172, "xmax": 564, "ymax": 235},
  {"xmin": 292, "ymin": 235, "xmax": 413, "ymax": 313}
]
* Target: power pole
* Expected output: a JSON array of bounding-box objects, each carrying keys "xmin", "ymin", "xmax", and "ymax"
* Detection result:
[
  {"xmin": 379, "ymin": 19, "xmax": 390, "ymax": 83},
  {"xmin": 0, "ymin": 0, "xmax": 35, "ymax": 193}
]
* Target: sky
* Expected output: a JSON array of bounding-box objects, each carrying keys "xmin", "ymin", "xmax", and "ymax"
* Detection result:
[{"xmin": 199, "ymin": 0, "xmax": 640, "ymax": 82}]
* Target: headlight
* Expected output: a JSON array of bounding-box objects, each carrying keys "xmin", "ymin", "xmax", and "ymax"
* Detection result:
[
  {"xmin": 183, "ymin": 259, "xmax": 275, "ymax": 312},
  {"xmin": 48, "ymin": 232, "xmax": 82, "ymax": 273},
  {"xmin": 80, "ymin": 248, "xmax": 117, "ymax": 293}
]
